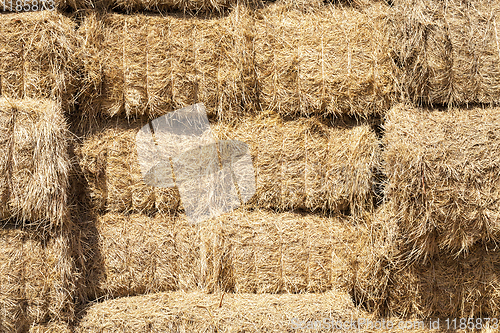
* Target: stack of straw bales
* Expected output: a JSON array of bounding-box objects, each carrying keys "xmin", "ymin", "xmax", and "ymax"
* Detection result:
[
  {"xmin": 390, "ymin": 0, "xmax": 500, "ymax": 106},
  {"xmin": 254, "ymin": 2, "xmax": 396, "ymax": 118},
  {"xmin": 0, "ymin": 98, "xmax": 75, "ymax": 331},
  {"xmin": 0, "ymin": 27, "xmax": 76, "ymax": 326},
  {"xmin": 79, "ymin": 8, "xmax": 254, "ymax": 121},
  {"xmin": 0, "ymin": 12, "xmax": 80, "ymax": 112}
]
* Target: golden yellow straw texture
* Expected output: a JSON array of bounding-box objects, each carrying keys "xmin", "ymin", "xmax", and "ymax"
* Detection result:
[
  {"xmin": 0, "ymin": 12, "xmax": 79, "ymax": 112},
  {"xmin": 0, "ymin": 98, "xmax": 69, "ymax": 227},
  {"xmin": 390, "ymin": 0, "xmax": 500, "ymax": 105},
  {"xmin": 383, "ymin": 104, "xmax": 500, "ymax": 261}
]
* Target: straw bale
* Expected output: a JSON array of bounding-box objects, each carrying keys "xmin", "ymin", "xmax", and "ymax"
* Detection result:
[
  {"xmin": 382, "ymin": 104, "xmax": 500, "ymax": 261},
  {"xmin": 79, "ymin": 212, "xmax": 224, "ymax": 300},
  {"xmin": 79, "ymin": 115, "xmax": 378, "ymax": 215},
  {"xmin": 0, "ymin": 227, "xmax": 76, "ymax": 332},
  {"xmin": 253, "ymin": 2, "xmax": 396, "ymax": 118},
  {"xmin": 0, "ymin": 12, "xmax": 80, "ymax": 112},
  {"xmin": 390, "ymin": 0, "xmax": 500, "ymax": 106},
  {"xmin": 76, "ymin": 290, "xmax": 361, "ymax": 332},
  {"xmin": 77, "ymin": 289, "xmax": 461, "ymax": 332},
  {"xmin": 212, "ymin": 115, "xmax": 380, "ymax": 214},
  {"xmin": 0, "ymin": 98, "xmax": 69, "ymax": 227},
  {"xmin": 215, "ymin": 209, "xmax": 389, "ymax": 297},
  {"xmin": 76, "ymin": 119, "xmax": 180, "ymax": 215},
  {"xmin": 387, "ymin": 243, "xmax": 500, "ymax": 319},
  {"xmin": 79, "ymin": 8, "xmax": 254, "ymax": 121},
  {"xmin": 78, "ymin": 208, "xmax": 394, "ymax": 307}
]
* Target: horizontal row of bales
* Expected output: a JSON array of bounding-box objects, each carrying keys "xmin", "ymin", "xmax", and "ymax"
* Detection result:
[
  {"xmin": 78, "ymin": 3, "xmax": 395, "ymax": 120},
  {"xmin": 1, "ymin": 0, "xmax": 500, "ymax": 331},
  {"xmin": 3, "ymin": 0, "xmax": 500, "ymax": 120}
]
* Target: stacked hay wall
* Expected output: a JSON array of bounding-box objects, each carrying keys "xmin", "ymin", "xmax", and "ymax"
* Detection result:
[
  {"xmin": 253, "ymin": 2, "xmax": 396, "ymax": 118},
  {"xmin": 0, "ymin": 98, "xmax": 70, "ymax": 227},
  {"xmin": 390, "ymin": 0, "xmax": 500, "ymax": 106},
  {"xmin": 382, "ymin": 104, "xmax": 500, "ymax": 261},
  {"xmin": 79, "ymin": 9, "xmax": 255, "ymax": 121},
  {"xmin": 0, "ymin": 227, "xmax": 77, "ymax": 332},
  {"xmin": 77, "ymin": 115, "xmax": 379, "ymax": 215},
  {"xmin": 0, "ymin": 12, "xmax": 80, "ymax": 112}
]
